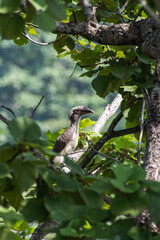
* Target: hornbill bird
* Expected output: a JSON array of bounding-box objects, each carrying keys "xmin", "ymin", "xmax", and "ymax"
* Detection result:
[{"xmin": 51, "ymin": 106, "xmax": 94, "ymax": 166}]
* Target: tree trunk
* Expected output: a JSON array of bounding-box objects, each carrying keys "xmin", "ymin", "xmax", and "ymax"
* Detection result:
[{"xmin": 143, "ymin": 56, "xmax": 160, "ymax": 181}]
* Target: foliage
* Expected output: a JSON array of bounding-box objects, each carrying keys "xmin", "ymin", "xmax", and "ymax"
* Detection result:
[{"xmin": 0, "ymin": 0, "xmax": 159, "ymax": 239}]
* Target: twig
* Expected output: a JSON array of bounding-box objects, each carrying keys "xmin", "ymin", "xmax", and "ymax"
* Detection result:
[
  {"xmin": 116, "ymin": 0, "xmax": 125, "ymax": 22},
  {"xmin": 137, "ymin": 99, "xmax": 145, "ymax": 165},
  {"xmin": 21, "ymin": 33, "xmax": 65, "ymax": 46},
  {"xmin": 0, "ymin": 105, "xmax": 16, "ymax": 117},
  {"xmin": 32, "ymin": 148, "xmax": 48, "ymax": 162},
  {"xmin": 72, "ymin": 10, "xmax": 78, "ymax": 22},
  {"xmin": 0, "ymin": 113, "xmax": 9, "ymax": 125},
  {"xmin": 77, "ymin": 60, "xmax": 109, "ymax": 68},
  {"xmin": 30, "ymin": 96, "xmax": 44, "ymax": 118},
  {"xmin": 79, "ymin": 0, "xmax": 94, "ymax": 21},
  {"xmin": 121, "ymin": 0, "xmax": 129, "ymax": 12},
  {"xmin": 26, "ymin": 22, "xmax": 39, "ymax": 28},
  {"xmin": 133, "ymin": 7, "xmax": 143, "ymax": 23}
]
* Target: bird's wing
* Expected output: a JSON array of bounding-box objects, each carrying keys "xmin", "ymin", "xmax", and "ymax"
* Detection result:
[{"xmin": 52, "ymin": 126, "xmax": 74, "ymax": 154}]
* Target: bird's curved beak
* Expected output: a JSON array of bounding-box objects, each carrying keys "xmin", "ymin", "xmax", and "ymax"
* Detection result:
[{"xmin": 80, "ymin": 107, "xmax": 94, "ymax": 115}]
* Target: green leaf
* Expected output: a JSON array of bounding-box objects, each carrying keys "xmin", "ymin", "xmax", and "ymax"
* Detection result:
[
  {"xmin": 0, "ymin": 228, "xmax": 21, "ymax": 240},
  {"xmin": 29, "ymin": 0, "xmax": 47, "ymax": 11},
  {"xmin": 3, "ymin": 179, "xmax": 23, "ymax": 211},
  {"xmin": 14, "ymin": 220, "xmax": 31, "ymax": 231},
  {"xmin": 86, "ymin": 208, "xmax": 108, "ymax": 223},
  {"xmin": 0, "ymin": 14, "xmax": 24, "ymax": 39},
  {"xmin": 14, "ymin": 35, "xmax": 28, "ymax": 47},
  {"xmin": 0, "ymin": 143, "xmax": 18, "ymax": 162},
  {"xmin": 88, "ymin": 178, "xmax": 113, "ymax": 193},
  {"xmin": 92, "ymin": 75, "xmax": 121, "ymax": 98},
  {"xmin": 128, "ymin": 226, "xmax": 152, "ymax": 240},
  {"xmin": 112, "ymin": 219, "xmax": 136, "ymax": 240},
  {"xmin": 0, "ymin": 206, "xmax": 22, "ymax": 228},
  {"xmin": 46, "ymin": 0, "xmax": 66, "ymax": 20},
  {"xmin": 147, "ymin": 191, "xmax": 160, "ymax": 225},
  {"xmin": 64, "ymin": 157, "xmax": 84, "ymax": 176},
  {"xmin": 112, "ymin": 135, "xmax": 137, "ymax": 150},
  {"xmin": 138, "ymin": 54, "xmax": 155, "ymax": 64},
  {"xmin": 21, "ymin": 198, "xmax": 47, "ymax": 222},
  {"xmin": 110, "ymin": 179, "xmax": 140, "ymax": 193},
  {"xmin": 0, "ymin": 162, "xmax": 11, "ymax": 178},
  {"xmin": 121, "ymin": 85, "xmax": 138, "ymax": 92},
  {"xmin": 54, "ymin": 172, "xmax": 80, "ymax": 192},
  {"xmin": 111, "ymin": 64, "xmax": 141, "ymax": 80},
  {"xmin": 111, "ymin": 165, "xmax": 145, "ymax": 182},
  {"xmin": 111, "ymin": 192, "xmax": 147, "ymax": 217},
  {"xmin": 111, "ymin": 164, "xmax": 133, "ymax": 182},
  {"xmin": 34, "ymin": 11, "xmax": 56, "ymax": 31},
  {"xmin": 8, "ymin": 117, "xmax": 41, "ymax": 143},
  {"xmin": 60, "ymin": 227, "xmax": 78, "ymax": 237},
  {"xmin": 11, "ymin": 157, "xmax": 38, "ymax": 192},
  {"xmin": 79, "ymin": 118, "xmax": 96, "ymax": 129},
  {"xmin": 145, "ymin": 180, "xmax": 160, "ymax": 192},
  {"xmin": 79, "ymin": 189, "xmax": 104, "ymax": 208},
  {"xmin": 44, "ymin": 195, "xmax": 74, "ymax": 221},
  {"xmin": 0, "ymin": 0, "xmax": 21, "ymax": 13},
  {"xmin": 79, "ymin": 69, "xmax": 99, "ymax": 78}
]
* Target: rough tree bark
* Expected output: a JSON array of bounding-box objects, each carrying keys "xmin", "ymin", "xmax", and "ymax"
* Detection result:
[
  {"xmin": 143, "ymin": 56, "xmax": 160, "ymax": 181},
  {"xmin": 55, "ymin": 17, "xmax": 160, "ymax": 59}
]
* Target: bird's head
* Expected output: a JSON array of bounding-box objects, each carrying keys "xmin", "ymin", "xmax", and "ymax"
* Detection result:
[{"xmin": 68, "ymin": 106, "xmax": 94, "ymax": 123}]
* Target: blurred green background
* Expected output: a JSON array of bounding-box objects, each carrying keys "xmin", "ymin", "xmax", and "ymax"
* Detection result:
[{"xmin": 0, "ymin": 32, "xmax": 120, "ymax": 142}]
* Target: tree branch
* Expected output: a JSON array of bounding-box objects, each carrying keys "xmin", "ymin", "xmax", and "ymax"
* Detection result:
[
  {"xmin": 21, "ymin": 33, "xmax": 65, "ymax": 46},
  {"xmin": 0, "ymin": 113, "xmax": 9, "ymax": 125},
  {"xmin": 81, "ymin": 125, "xmax": 140, "ymax": 169},
  {"xmin": 70, "ymin": 94, "xmax": 123, "ymax": 162},
  {"xmin": 30, "ymin": 96, "xmax": 44, "ymax": 118},
  {"xmin": 55, "ymin": 20, "xmax": 142, "ymax": 46},
  {"xmin": 30, "ymin": 220, "xmax": 58, "ymax": 240},
  {"xmin": 80, "ymin": 97, "xmax": 137, "ymax": 168},
  {"xmin": 0, "ymin": 105, "xmax": 16, "ymax": 117},
  {"xmin": 93, "ymin": 93, "xmax": 123, "ymax": 133}
]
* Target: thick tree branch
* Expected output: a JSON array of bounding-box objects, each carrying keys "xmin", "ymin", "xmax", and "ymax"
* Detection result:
[
  {"xmin": 80, "ymin": 97, "xmax": 137, "ymax": 168},
  {"xmin": 93, "ymin": 93, "xmax": 122, "ymax": 133},
  {"xmin": 55, "ymin": 18, "xmax": 160, "ymax": 59},
  {"xmin": 81, "ymin": 124, "xmax": 140, "ymax": 169},
  {"xmin": 55, "ymin": 20, "xmax": 142, "ymax": 46}
]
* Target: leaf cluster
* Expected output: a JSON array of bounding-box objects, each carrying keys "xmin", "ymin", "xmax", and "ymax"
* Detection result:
[{"xmin": 0, "ymin": 116, "xmax": 158, "ymax": 239}]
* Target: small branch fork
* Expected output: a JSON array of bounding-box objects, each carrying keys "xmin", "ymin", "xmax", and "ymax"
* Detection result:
[
  {"xmin": 116, "ymin": 0, "xmax": 129, "ymax": 22},
  {"xmin": 80, "ymin": 97, "xmax": 138, "ymax": 169}
]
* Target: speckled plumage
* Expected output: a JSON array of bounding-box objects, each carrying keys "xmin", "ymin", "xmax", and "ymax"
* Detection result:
[{"xmin": 51, "ymin": 106, "xmax": 94, "ymax": 166}]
